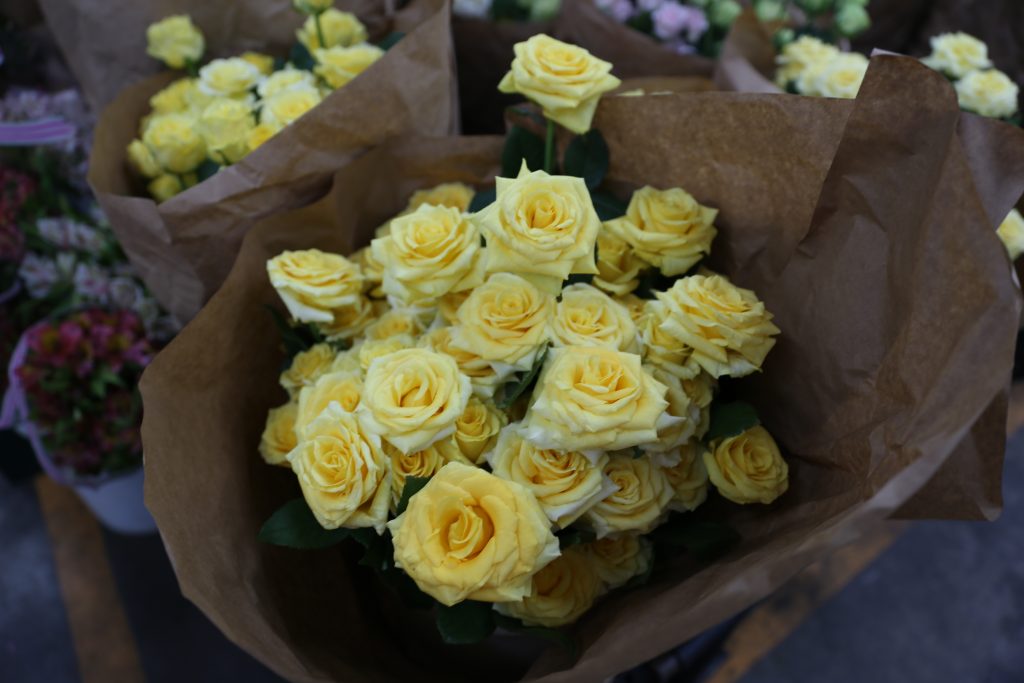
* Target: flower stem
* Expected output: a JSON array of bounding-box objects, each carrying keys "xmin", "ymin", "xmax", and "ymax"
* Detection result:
[
  {"xmin": 544, "ymin": 119, "xmax": 556, "ymax": 173},
  {"xmin": 314, "ymin": 12, "xmax": 327, "ymax": 49}
]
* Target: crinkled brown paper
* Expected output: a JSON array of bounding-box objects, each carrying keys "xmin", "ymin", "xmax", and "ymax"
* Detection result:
[{"xmin": 141, "ymin": 55, "xmax": 1024, "ymax": 682}]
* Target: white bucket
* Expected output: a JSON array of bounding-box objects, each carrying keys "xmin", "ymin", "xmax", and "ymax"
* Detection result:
[{"xmin": 71, "ymin": 466, "xmax": 157, "ymax": 535}]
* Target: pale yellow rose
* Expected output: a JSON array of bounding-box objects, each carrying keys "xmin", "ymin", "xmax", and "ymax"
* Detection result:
[
  {"xmin": 259, "ymin": 401, "xmax": 299, "ymax": 466},
  {"xmin": 657, "ymin": 273, "xmax": 779, "ymax": 378},
  {"xmin": 663, "ymin": 441, "xmax": 709, "ymax": 511},
  {"xmin": 705, "ymin": 425, "xmax": 788, "ymax": 505},
  {"xmin": 639, "ymin": 300, "xmax": 701, "ymax": 380},
  {"xmin": 593, "ymin": 230, "xmax": 644, "ymax": 296},
  {"xmin": 146, "ymin": 15, "xmax": 204, "ymax": 69},
  {"xmin": 246, "ymin": 122, "xmax": 281, "ymax": 152},
  {"xmin": 450, "ymin": 272, "xmax": 555, "ymax": 373},
  {"xmin": 407, "ymin": 182, "xmax": 475, "ymax": 213},
  {"xmin": 419, "ymin": 326, "xmax": 503, "ymax": 398},
  {"xmin": 297, "ymin": 8, "xmax": 368, "ymax": 50},
  {"xmin": 604, "ymin": 186, "xmax": 717, "ymax": 277},
  {"xmin": 141, "ymin": 113, "xmax": 206, "ymax": 174},
  {"xmin": 438, "ymin": 289, "xmax": 472, "ymax": 324},
  {"xmin": 774, "ymin": 35, "xmax": 838, "ymax": 87},
  {"xmin": 197, "ymin": 97, "xmax": 255, "ymax": 163},
  {"xmin": 279, "ymin": 343, "xmax": 335, "ymax": 397},
  {"xmin": 317, "ymin": 295, "xmax": 375, "ymax": 341},
  {"xmin": 371, "ymin": 204, "xmax": 484, "ymax": 305},
  {"xmin": 127, "ymin": 140, "xmax": 162, "ymax": 178},
  {"xmin": 198, "ymin": 57, "xmax": 263, "ymax": 97},
  {"xmin": 258, "ymin": 68, "xmax": 317, "ymax": 99},
  {"xmin": 496, "ymin": 547, "xmax": 603, "ymax": 626},
  {"xmin": 955, "ymin": 69, "xmax": 1020, "ymax": 119},
  {"xmin": 388, "ymin": 461, "xmax": 560, "ymax": 605},
  {"xmin": 260, "ymin": 85, "xmax": 322, "ymax": 128},
  {"xmin": 147, "ymin": 174, "xmax": 185, "ymax": 202},
  {"xmin": 356, "ymin": 335, "xmax": 413, "ymax": 372},
  {"xmin": 314, "ymin": 44, "xmax": 385, "ymax": 89},
  {"xmin": 267, "ymin": 249, "xmax": 363, "ymax": 323},
  {"xmin": 488, "ymin": 427, "xmax": 614, "ymax": 527},
  {"xmin": 357, "ymin": 348, "xmax": 471, "ymax": 453},
  {"xmin": 998, "ymin": 208, "xmax": 1024, "ymax": 260},
  {"xmin": 498, "ymin": 34, "xmax": 621, "ymax": 134},
  {"xmin": 295, "ymin": 370, "xmax": 363, "ymax": 437},
  {"xmin": 294, "ymin": 0, "xmax": 334, "ymax": 15},
  {"xmin": 584, "ymin": 452, "xmax": 673, "ymax": 537},
  {"xmin": 288, "ymin": 403, "xmax": 390, "ymax": 531},
  {"xmin": 474, "ymin": 165, "xmax": 600, "ymax": 293},
  {"xmin": 615, "ymin": 293, "xmax": 648, "ymax": 324},
  {"xmin": 384, "ymin": 440, "xmax": 446, "ymax": 512},
  {"xmin": 350, "ymin": 246, "xmax": 386, "ymax": 298},
  {"xmin": 149, "ymin": 78, "xmax": 194, "ymax": 114},
  {"xmin": 585, "ymin": 535, "xmax": 652, "ymax": 589},
  {"xmin": 642, "ymin": 366, "xmax": 704, "ymax": 453},
  {"xmin": 452, "ymin": 397, "xmax": 507, "ymax": 464},
  {"xmin": 330, "ymin": 346, "xmax": 362, "ymax": 374},
  {"xmin": 522, "ymin": 346, "xmax": 671, "ymax": 454},
  {"xmin": 810, "ymin": 52, "xmax": 868, "ymax": 99},
  {"xmin": 550, "ymin": 283, "xmax": 638, "ymax": 351},
  {"xmin": 922, "ymin": 31, "xmax": 992, "ymax": 79},
  {"xmin": 364, "ymin": 308, "xmax": 424, "ymax": 341},
  {"xmin": 240, "ymin": 51, "xmax": 275, "ymax": 75}
]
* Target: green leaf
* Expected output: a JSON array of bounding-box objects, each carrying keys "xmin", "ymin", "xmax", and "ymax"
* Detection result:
[
  {"xmin": 289, "ymin": 41, "xmax": 316, "ymax": 71},
  {"xmin": 396, "ymin": 476, "xmax": 431, "ymax": 516},
  {"xmin": 265, "ymin": 304, "xmax": 315, "ymax": 359},
  {"xmin": 493, "ymin": 614, "xmax": 577, "ymax": 657},
  {"xmin": 652, "ymin": 518, "xmax": 740, "ymax": 563},
  {"xmin": 501, "ymin": 126, "xmax": 546, "ymax": 177},
  {"xmin": 556, "ymin": 527, "xmax": 595, "ymax": 549},
  {"xmin": 379, "ymin": 566, "xmax": 436, "ymax": 609},
  {"xmin": 467, "ymin": 186, "xmax": 496, "ymax": 213},
  {"xmin": 704, "ymin": 401, "xmax": 760, "ymax": 443},
  {"xmin": 563, "ymin": 130, "xmax": 609, "ymax": 190},
  {"xmin": 590, "ymin": 191, "xmax": 628, "ymax": 221},
  {"xmin": 436, "ymin": 601, "xmax": 496, "ymax": 644},
  {"xmin": 377, "ymin": 31, "xmax": 405, "ymax": 51},
  {"xmin": 624, "ymin": 10, "xmax": 654, "ymax": 35},
  {"xmin": 196, "ymin": 159, "xmax": 221, "ymax": 182},
  {"xmin": 357, "ymin": 532, "xmax": 393, "ymax": 572},
  {"xmin": 496, "ymin": 346, "xmax": 548, "ymax": 410},
  {"xmin": 258, "ymin": 499, "xmax": 351, "ymax": 549}
]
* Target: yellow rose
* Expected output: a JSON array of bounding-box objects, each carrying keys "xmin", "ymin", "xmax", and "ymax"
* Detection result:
[
  {"xmin": 198, "ymin": 57, "xmax": 263, "ymax": 97},
  {"xmin": 584, "ymin": 453, "xmax": 673, "ymax": 537},
  {"xmin": 350, "ymin": 246, "xmax": 385, "ymax": 298},
  {"xmin": 663, "ymin": 441, "xmax": 709, "ymax": 511},
  {"xmin": 258, "ymin": 68, "xmax": 317, "ymax": 99},
  {"xmin": 657, "ymin": 273, "xmax": 779, "ymax": 378},
  {"xmin": 407, "ymin": 182, "xmax": 475, "ymax": 213},
  {"xmin": 279, "ymin": 343, "xmax": 335, "ymax": 397},
  {"xmin": 314, "ymin": 44, "xmax": 385, "ymax": 90},
  {"xmin": 419, "ymin": 326, "xmax": 503, "ymax": 398},
  {"xmin": 487, "ymin": 427, "xmax": 614, "ymax": 527},
  {"xmin": 474, "ymin": 165, "xmax": 600, "ymax": 293},
  {"xmin": 330, "ymin": 346, "xmax": 362, "ymax": 374},
  {"xmin": 642, "ymin": 367, "xmax": 703, "ymax": 453},
  {"xmin": 146, "ymin": 15, "xmax": 204, "ymax": 69},
  {"xmin": 142, "ymin": 113, "xmax": 206, "ymax": 174},
  {"xmin": 498, "ymin": 34, "xmax": 621, "ymax": 134},
  {"xmin": 388, "ymin": 461, "xmax": 560, "ymax": 605},
  {"xmin": 594, "ymin": 230, "xmax": 644, "ymax": 296},
  {"xmin": 522, "ymin": 346, "xmax": 670, "ymax": 453},
  {"xmin": 922, "ymin": 31, "xmax": 992, "ymax": 79},
  {"xmin": 246, "ymin": 122, "xmax": 281, "ymax": 152},
  {"xmin": 371, "ymin": 204, "xmax": 484, "ymax": 305},
  {"xmin": 198, "ymin": 98, "xmax": 255, "ymax": 164},
  {"xmin": 149, "ymin": 78, "xmax": 194, "ymax": 114},
  {"xmin": 267, "ymin": 249, "xmax": 363, "ymax": 323},
  {"xmin": 450, "ymin": 272, "xmax": 554, "ymax": 373},
  {"xmin": 998, "ymin": 208, "xmax": 1024, "ymax": 260},
  {"xmin": 357, "ymin": 348, "xmax": 471, "ymax": 453},
  {"xmin": 384, "ymin": 441, "xmax": 446, "ymax": 513},
  {"xmin": 356, "ymin": 335, "xmax": 413, "ymax": 372},
  {"xmin": 259, "ymin": 401, "xmax": 298, "ymax": 466},
  {"xmin": 364, "ymin": 308, "xmax": 425, "ymax": 341},
  {"xmin": 615, "ymin": 293, "xmax": 647, "ymax": 324},
  {"xmin": 550, "ymin": 283, "xmax": 638, "ymax": 351},
  {"xmin": 260, "ymin": 85, "xmax": 322, "ymax": 128},
  {"xmin": 438, "ymin": 290, "xmax": 471, "ymax": 324},
  {"xmin": 639, "ymin": 300, "xmax": 701, "ymax": 380},
  {"xmin": 288, "ymin": 403, "xmax": 390, "ymax": 531},
  {"xmin": 452, "ymin": 397, "xmax": 506, "ymax": 463},
  {"xmin": 127, "ymin": 140, "xmax": 162, "ymax": 178},
  {"xmin": 240, "ymin": 51, "xmax": 275, "ymax": 75},
  {"xmin": 604, "ymin": 186, "xmax": 717, "ymax": 276},
  {"xmin": 810, "ymin": 52, "xmax": 868, "ymax": 99},
  {"xmin": 585, "ymin": 535, "xmax": 652, "ymax": 589},
  {"xmin": 955, "ymin": 69, "xmax": 1020, "ymax": 119},
  {"xmin": 316, "ymin": 295, "xmax": 375, "ymax": 341},
  {"xmin": 496, "ymin": 547, "xmax": 603, "ymax": 626},
  {"xmin": 296, "ymin": 370, "xmax": 363, "ymax": 437},
  {"xmin": 774, "ymin": 35, "xmax": 838, "ymax": 87},
  {"xmin": 705, "ymin": 425, "xmax": 788, "ymax": 505},
  {"xmin": 297, "ymin": 8, "xmax": 368, "ymax": 50},
  {"xmin": 682, "ymin": 372, "xmax": 714, "ymax": 438},
  {"xmin": 147, "ymin": 174, "xmax": 184, "ymax": 202}
]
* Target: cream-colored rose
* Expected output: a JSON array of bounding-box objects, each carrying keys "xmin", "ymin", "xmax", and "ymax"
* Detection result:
[
  {"xmin": 488, "ymin": 427, "xmax": 614, "ymax": 527},
  {"xmin": 496, "ymin": 547, "xmax": 603, "ymax": 626},
  {"xmin": 774, "ymin": 35, "xmax": 839, "ymax": 87},
  {"xmin": 594, "ymin": 230, "xmax": 644, "ymax": 296},
  {"xmin": 267, "ymin": 249, "xmax": 363, "ymax": 323},
  {"xmin": 357, "ymin": 348, "xmax": 471, "ymax": 453},
  {"xmin": 198, "ymin": 57, "xmax": 263, "ymax": 97},
  {"xmin": 388, "ymin": 461, "xmax": 560, "ymax": 605},
  {"xmin": 922, "ymin": 31, "xmax": 992, "ymax": 79},
  {"xmin": 584, "ymin": 453, "xmax": 673, "ymax": 537},
  {"xmin": 657, "ymin": 273, "xmax": 779, "ymax": 378},
  {"xmin": 450, "ymin": 272, "xmax": 554, "ymax": 373},
  {"xmin": 998, "ymin": 208, "xmax": 1024, "ymax": 260},
  {"xmin": 351, "ymin": 246, "xmax": 385, "ymax": 298},
  {"xmin": 419, "ymin": 326, "xmax": 503, "ymax": 398},
  {"xmin": 127, "ymin": 140, "xmax": 162, "ymax": 178},
  {"xmin": 315, "ymin": 44, "xmax": 384, "ymax": 89},
  {"xmin": 147, "ymin": 174, "xmax": 185, "ymax": 202},
  {"xmin": 240, "ymin": 51, "xmax": 275, "ymax": 75},
  {"xmin": 663, "ymin": 441, "xmax": 709, "ymax": 511},
  {"xmin": 616, "ymin": 293, "xmax": 648, "ymax": 324},
  {"xmin": 955, "ymin": 69, "xmax": 1020, "ymax": 119},
  {"xmin": 639, "ymin": 300, "xmax": 701, "ymax": 380},
  {"xmin": 550, "ymin": 283, "xmax": 637, "ymax": 351},
  {"xmin": 247, "ymin": 122, "xmax": 281, "ymax": 152},
  {"xmin": 364, "ymin": 308, "xmax": 425, "ymax": 341},
  {"xmin": 197, "ymin": 97, "xmax": 255, "ymax": 163},
  {"xmin": 258, "ymin": 68, "xmax": 317, "ymax": 99},
  {"xmin": 371, "ymin": 204, "xmax": 484, "ymax": 305},
  {"xmin": 141, "ymin": 113, "xmax": 206, "ymax": 174},
  {"xmin": 383, "ymin": 440, "xmax": 446, "ymax": 512},
  {"xmin": 705, "ymin": 425, "xmax": 788, "ymax": 505},
  {"xmin": 316, "ymin": 295, "xmax": 375, "ymax": 341},
  {"xmin": 146, "ymin": 15, "xmax": 204, "ymax": 69},
  {"xmin": 451, "ymin": 397, "xmax": 507, "ymax": 464},
  {"xmin": 438, "ymin": 290, "xmax": 471, "ymax": 324},
  {"xmin": 149, "ymin": 78, "xmax": 194, "ymax": 115},
  {"xmin": 474, "ymin": 165, "xmax": 600, "ymax": 293},
  {"xmin": 585, "ymin": 535, "xmax": 652, "ymax": 589},
  {"xmin": 498, "ymin": 34, "xmax": 621, "ymax": 134},
  {"xmin": 259, "ymin": 401, "xmax": 299, "ymax": 466},
  {"xmin": 810, "ymin": 52, "xmax": 868, "ymax": 99},
  {"xmin": 604, "ymin": 187, "xmax": 717, "ymax": 276},
  {"xmin": 279, "ymin": 343, "xmax": 335, "ymax": 397},
  {"xmin": 288, "ymin": 403, "xmax": 390, "ymax": 531},
  {"xmin": 296, "ymin": 370, "xmax": 363, "ymax": 437},
  {"xmin": 297, "ymin": 8, "xmax": 368, "ymax": 50},
  {"xmin": 260, "ymin": 85, "xmax": 322, "ymax": 128},
  {"xmin": 355, "ymin": 335, "xmax": 412, "ymax": 372},
  {"xmin": 407, "ymin": 182, "xmax": 475, "ymax": 213}
]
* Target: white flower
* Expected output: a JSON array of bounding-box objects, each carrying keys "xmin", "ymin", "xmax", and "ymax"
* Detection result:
[
  {"xmin": 72, "ymin": 262, "xmax": 111, "ymax": 301},
  {"xmin": 955, "ymin": 69, "xmax": 1020, "ymax": 119},
  {"xmin": 108, "ymin": 276, "xmax": 145, "ymax": 310},
  {"xmin": 18, "ymin": 253, "xmax": 61, "ymax": 298},
  {"xmin": 651, "ymin": 2, "xmax": 708, "ymax": 42}
]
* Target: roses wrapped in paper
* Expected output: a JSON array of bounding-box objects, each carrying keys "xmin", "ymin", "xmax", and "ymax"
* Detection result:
[{"xmin": 141, "ymin": 51, "xmax": 1024, "ymax": 680}]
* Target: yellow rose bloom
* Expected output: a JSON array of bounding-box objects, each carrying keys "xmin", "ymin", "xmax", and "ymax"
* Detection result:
[
  {"xmin": 314, "ymin": 44, "xmax": 385, "ymax": 90},
  {"xmin": 450, "ymin": 272, "xmax": 555, "ymax": 373},
  {"xmin": 147, "ymin": 174, "xmax": 185, "ymax": 202},
  {"xmin": 639, "ymin": 300, "xmax": 701, "ymax": 380},
  {"xmin": 356, "ymin": 335, "xmax": 413, "ymax": 372},
  {"xmin": 127, "ymin": 140, "xmax": 162, "ymax": 178},
  {"xmin": 316, "ymin": 295, "xmax": 375, "ymax": 341},
  {"xmin": 438, "ymin": 289, "xmax": 471, "ymax": 324},
  {"xmin": 642, "ymin": 367, "xmax": 703, "ymax": 453},
  {"xmin": 389, "ymin": 461, "xmax": 560, "ymax": 605},
  {"xmin": 371, "ymin": 204, "xmax": 484, "ymax": 305},
  {"xmin": 407, "ymin": 182, "xmax": 475, "ymax": 213},
  {"xmin": 474, "ymin": 164, "xmax": 600, "ymax": 293},
  {"xmin": 452, "ymin": 397, "xmax": 506, "ymax": 464},
  {"xmin": 246, "ymin": 122, "xmax": 282, "ymax": 152},
  {"xmin": 585, "ymin": 535, "xmax": 652, "ymax": 589},
  {"xmin": 364, "ymin": 308, "xmax": 425, "ymax": 341},
  {"xmin": 259, "ymin": 401, "xmax": 299, "ymax": 466},
  {"xmin": 657, "ymin": 273, "xmax": 779, "ymax": 378},
  {"xmin": 498, "ymin": 34, "xmax": 621, "ymax": 134},
  {"xmin": 705, "ymin": 425, "xmax": 788, "ymax": 505},
  {"xmin": 149, "ymin": 78, "xmax": 194, "ymax": 114},
  {"xmin": 550, "ymin": 283, "xmax": 638, "ymax": 351},
  {"xmin": 141, "ymin": 113, "xmax": 206, "ymax": 174},
  {"xmin": 240, "ymin": 51, "xmax": 275, "ymax": 75},
  {"xmin": 584, "ymin": 453, "xmax": 673, "ymax": 537},
  {"xmin": 522, "ymin": 346, "xmax": 671, "ymax": 453},
  {"xmin": 357, "ymin": 348, "xmax": 471, "ymax": 454},
  {"xmin": 350, "ymin": 246, "xmax": 386, "ymax": 298},
  {"xmin": 267, "ymin": 249, "xmax": 363, "ymax": 323},
  {"xmin": 419, "ymin": 326, "xmax": 503, "ymax": 398},
  {"xmin": 258, "ymin": 68, "xmax": 317, "ymax": 99},
  {"xmin": 922, "ymin": 31, "xmax": 992, "ymax": 79},
  {"xmin": 288, "ymin": 403, "xmax": 390, "ymax": 531},
  {"xmin": 955, "ymin": 69, "xmax": 1020, "ymax": 119},
  {"xmin": 604, "ymin": 186, "xmax": 717, "ymax": 276},
  {"xmin": 146, "ymin": 15, "xmax": 205, "ymax": 69},
  {"xmin": 998, "ymin": 208, "xmax": 1024, "ymax": 260},
  {"xmin": 198, "ymin": 57, "xmax": 263, "ymax": 97},
  {"xmin": 774, "ymin": 35, "xmax": 838, "ymax": 87},
  {"xmin": 295, "ymin": 370, "xmax": 363, "ymax": 437},
  {"xmin": 487, "ymin": 427, "xmax": 614, "ymax": 527},
  {"xmin": 497, "ymin": 547, "xmax": 603, "ymax": 627},
  {"xmin": 615, "ymin": 293, "xmax": 648, "ymax": 324},
  {"xmin": 663, "ymin": 441, "xmax": 709, "ymax": 511},
  {"xmin": 594, "ymin": 230, "xmax": 644, "ymax": 296},
  {"xmin": 198, "ymin": 97, "xmax": 255, "ymax": 164},
  {"xmin": 384, "ymin": 441, "xmax": 446, "ymax": 513},
  {"xmin": 297, "ymin": 8, "xmax": 368, "ymax": 50},
  {"xmin": 811, "ymin": 52, "xmax": 868, "ymax": 99},
  {"xmin": 279, "ymin": 343, "xmax": 335, "ymax": 397},
  {"xmin": 260, "ymin": 85, "xmax": 322, "ymax": 128}
]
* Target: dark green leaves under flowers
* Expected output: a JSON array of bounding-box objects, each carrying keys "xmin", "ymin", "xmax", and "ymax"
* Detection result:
[
  {"xmin": 650, "ymin": 514, "xmax": 741, "ymax": 563},
  {"xmin": 395, "ymin": 476, "xmax": 430, "ymax": 515},
  {"xmin": 258, "ymin": 498, "xmax": 353, "ymax": 549},
  {"xmin": 563, "ymin": 130, "xmax": 609, "ymax": 190},
  {"xmin": 501, "ymin": 126, "xmax": 546, "ymax": 177},
  {"xmin": 703, "ymin": 401, "xmax": 761, "ymax": 443},
  {"xmin": 289, "ymin": 42, "xmax": 316, "ymax": 71},
  {"xmin": 435, "ymin": 602, "xmax": 576, "ymax": 655},
  {"xmin": 495, "ymin": 346, "xmax": 548, "ymax": 410},
  {"xmin": 265, "ymin": 305, "xmax": 350, "ymax": 362}
]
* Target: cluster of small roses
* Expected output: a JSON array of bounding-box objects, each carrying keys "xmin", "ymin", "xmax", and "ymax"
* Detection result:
[
  {"xmin": 127, "ymin": 0, "xmax": 389, "ymax": 202},
  {"xmin": 922, "ymin": 32, "xmax": 1020, "ymax": 122},
  {"xmin": 775, "ymin": 35, "xmax": 869, "ymax": 99}
]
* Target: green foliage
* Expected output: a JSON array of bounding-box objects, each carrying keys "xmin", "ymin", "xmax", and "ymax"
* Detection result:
[
  {"xmin": 467, "ymin": 186, "xmax": 496, "ymax": 213},
  {"xmin": 563, "ymin": 130, "xmax": 609, "ymax": 190},
  {"xmin": 496, "ymin": 346, "xmax": 548, "ymax": 410},
  {"xmin": 502, "ymin": 126, "xmax": 547, "ymax": 177},
  {"xmin": 436, "ymin": 600, "xmax": 497, "ymax": 644},
  {"xmin": 196, "ymin": 159, "xmax": 221, "ymax": 182},
  {"xmin": 289, "ymin": 42, "xmax": 316, "ymax": 71},
  {"xmin": 377, "ymin": 32, "xmax": 405, "ymax": 51},
  {"xmin": 704, "ymin": 401, "xmax": 760, "ymax": 443},
  {"xmin": 264, "ymin": 305, "xmax": 331, "ymax": 360},
  {"xmin": 590, "ymin": 191, "xmax": 628, "ymax": 221},
  {"xmin": 395, "ymin": 476, "xmax": 431, "ymax": 516},
  {"xmin": 258, "ymin": 499, "xmax": 353, "ymax": 549},
  {"xmin": 556, "ymin": 527, "xmax": 596, "ymax": 549}
]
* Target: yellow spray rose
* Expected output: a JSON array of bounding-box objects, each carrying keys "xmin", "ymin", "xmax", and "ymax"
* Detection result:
[
  {"xmin": 295, "ymin": 370, "xmax": 363, "ymax": 437},
  {"xmin": 585, "ymin": 535, "xmax": 652, "ymax": 589},
  {"xmin": 604, "ymin": 186, "xmax": 717, "ymax": 276},
  {"xmin": 998, "ymin": 208, "xmax": 1024, "ymax": 260},
  {"xmin": 364, "ymin": 308, "xmax": 425, "ymax": 341},
  {"xmin": 922, "ymin": 32, "xmax": 992, "ymax": 79},
  {"xmin": 384, "ymin": 441, "xmax": 446, "ymax": 512},
  {"xmin": 452, "ymin": 397, "xmax": 506, "ymax": 464},
  {"xmin": 593, "ymin": 230, "xmax": 644, "ymax": 296},
  {"xmin": 407, "ymin": 182, "xmax": 475, "ymax": 213},
  {"xmin": 297, "ymin": 9, "xmax": 368, "ymax": 50},
  {"xmin": 267, "ymin": 249, "xmax": 363, "ymax": 323},
  {"xmin": 550, "ymin": 283, "xmax": 638, "ymax": 351},
  {"xmin": 487, "ymin": 427, "xmax": 615, "ymax": 527},
  {"xmin": 955, "ymin": 69, "xmax": 1020, "ymax": 119},
  {"xmin": 663, "ymin": 441, "xmax": 709, "ymax": 512},
  {"xmin": 584, "ymin": 453, "xmax": 673, "ymax": 537},
  {"xmin": 657, "ymin": 273, "xmax": 779, "ymax": 378},
  {"xmin": 616, "ymin": 293, "xmax": 648, "ymax": 324},
  {"xmin": 774, "ymin": 35, "xmax": 838, "ymax": 87},
  {"xmin": 356, "ymin": 335, "xmax": 413, "ymax": 372},
  {"xmin": 127, "ymin": 140, "xmax": 162, "ymax": 178},
  {"xmin": 496, "ymin": 547, "xmax": 603, "ymax": 627},
  {"xmin": 258, "ymin": 68, "xmax": 317, "ymax": 99},
  {"xmin": 474, "ymin": 164, "xmax": 600, "ymax": 293},
  {"xmin": 141, "ymin": 113, "xmax": 206, "ymax": 174},
  {"xmin": 419, "ymin": 326, "xmax": 503, "ymax": 398},
  {"xmin": 147, "ymin": 174, "xmax": 185, "ymax": 202},
  {"xmin": 706, "ymin": 425, "xmax": 788, "ymax": 505},
  {"xmin": 351, "ymin": 246, "xmax": 386, "ymax": 298},
  {"xmin": 642, "ymin": 367, "xmax": 703, "ymax": 453},
  {"xmin": 288, "ymin": 404, "xmax": 390, "ymax": 531},
  {"xmin": 498, "ymin": 34, "xmax": 621, "ymax": 134},
  {"xmin": 521, "ymin": 346, "xmax": 671, "ymax": 453},
  {"xmin": 639, "ymin": 300, "xmax": 701, "ymax": 380},
  {"xmin": 316, "ymin": 295, "xmax": 375, "ymax": 341},
  {"xmin": 259, "ymin": 402, "xmax": 299, "ymax": 466},
  {"xmin": 388, "ymin": 461, "xmax": 560, "ymax": 605},
  {"xmin": 240, "ymin": 51, "xmax": 275, "ymax": 75},
  {"xmin": 149, "ymin": 78, "xmax": 194, "ymax": 115},
  {"xmin": 198, "ymin": 57, "xmax": 263, "ymax": 97},
  {"xmin": 246, "ymin": 122, "xmax": 281, "ymax": 152},
  {"xmin": 198, "ymin": 98, "xmax": 255, "ymax": 164},
  {"xmin": 146, "ymin": 15, "xmax": 205, "ymax": 69},
  {"xmin": 314, "ymin": 44, "xmax": 385, "ymax": 89},
  {"xmin": 260, "ymin": 85, "xmax": 322, "ymax": 128},
  {"xmin": 279, "ymin": 343, "xmax": 335, "ymax": 397},
  {"xmin": 439, "ymin": 289, "xmax": 471, "ymax": 324},
  {"xmin": 811, "ymin": 52, "xmax": 868, "ymax": 99}
]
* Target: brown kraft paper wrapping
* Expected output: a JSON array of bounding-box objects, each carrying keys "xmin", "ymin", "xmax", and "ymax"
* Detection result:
[
  {"xmin": 85, "ymin": 0, "xmax": 457, "ymax": 324},
  {"xmin": 141, "ymin": 56, "xmax": 1024, "ymax": 682}
]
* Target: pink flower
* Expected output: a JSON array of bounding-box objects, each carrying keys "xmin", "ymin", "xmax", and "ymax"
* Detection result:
[{"xmin": 651, "ymin": 2, "xmax": 708, "ymax": 42}]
